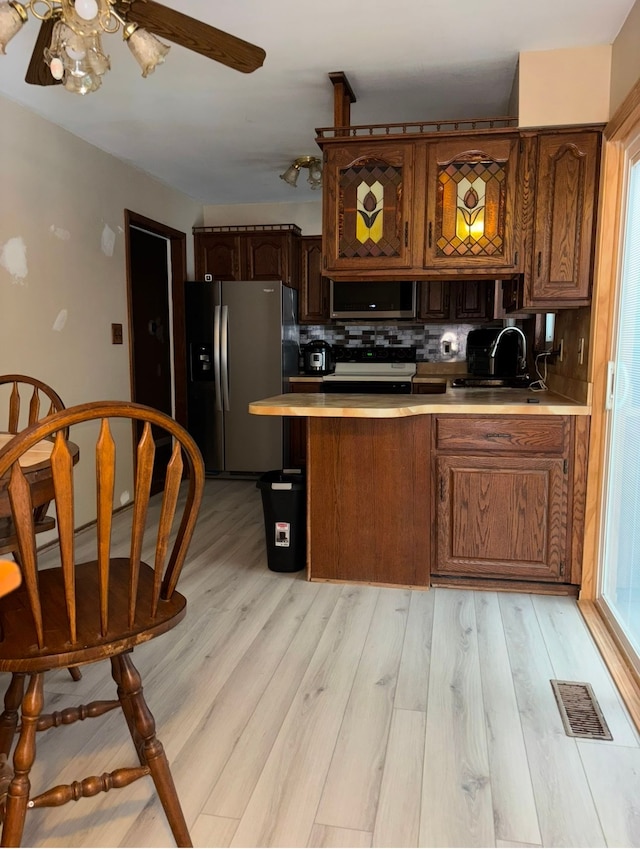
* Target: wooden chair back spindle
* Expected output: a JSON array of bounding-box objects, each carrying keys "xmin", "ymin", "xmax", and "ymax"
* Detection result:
[{"xmin": 0, "ymin": 375, "xmax": 68, "ymax": 559}]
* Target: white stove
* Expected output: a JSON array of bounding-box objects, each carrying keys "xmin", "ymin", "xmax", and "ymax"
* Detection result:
[{"xmin": 321, "ymin": 347, "xmax": 417, "ymax": 394}]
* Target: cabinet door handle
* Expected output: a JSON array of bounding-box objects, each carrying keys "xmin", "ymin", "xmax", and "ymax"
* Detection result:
[
  {"xmin": 537, "ymin": 251, "xmax": 542, "ymax": 277},
  {"xmin": 514, "ymin": 250, "xmax": 518, "ymax": 267},
  {"xmin": 428, "ymin": 222, "xmax": 433, "ymax": 248},
  {"xmin": 439, "ymin": 476, "xmax": 445, "ymax": 502},
  {"xmin": 404, "ymin": 221, "xmax": 409, "ymax": 247},
  {"xmin": 485, "ymin": 432, "xmax": 512, "ymax": 439}
]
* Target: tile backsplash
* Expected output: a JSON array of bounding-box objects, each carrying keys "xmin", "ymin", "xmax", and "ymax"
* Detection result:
[{"xmin": 300, "ymin": 324, "xmax": 481, "ymax": 363}]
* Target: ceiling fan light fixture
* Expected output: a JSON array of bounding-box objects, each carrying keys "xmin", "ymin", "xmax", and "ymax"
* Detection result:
[
  {"xmin": 3, "ymin": 0, "xmax": 266, "ymax": 94},
  {"xmin": 124, "ymin": 24, "xmax": 170, "ymax": 78},
  {"xmin": 280, "ymin": 156, "xmax": 322, "ymax": 190},
  {"xmin": 0, "ymin": 1, "xmax": 27, "ymax": 54}
]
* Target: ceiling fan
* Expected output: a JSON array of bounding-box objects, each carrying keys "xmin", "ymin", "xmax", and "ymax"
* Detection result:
[{"xmin": 0, "ymin": 0, "xmax": 266, "ymax": 95}]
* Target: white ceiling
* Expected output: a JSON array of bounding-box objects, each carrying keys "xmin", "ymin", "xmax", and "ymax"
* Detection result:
[{"xmin": 0, "ymin": 0, "xmax": 634, "ymax": 205}]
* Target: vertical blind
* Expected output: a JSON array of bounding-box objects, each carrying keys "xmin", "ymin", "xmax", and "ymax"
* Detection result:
[{"xmin": 601, "ymin": 148, "xmax": 640, "ymax": 657}]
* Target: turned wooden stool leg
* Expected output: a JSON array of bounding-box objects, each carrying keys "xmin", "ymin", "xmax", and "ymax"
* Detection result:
[
  {"xmin": 2, "ymin": 673, "xmax": 44, "ymax": 848},
  {"xmin": 113, "ymin": 654, "xmax": 191, "ymax": 848},
  {"xmin": 67, "ymin": 667, "xmax": 82, "ymax": 682}
]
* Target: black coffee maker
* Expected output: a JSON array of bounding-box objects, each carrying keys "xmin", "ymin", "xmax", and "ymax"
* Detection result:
[{"xmin": 301, "ymin": 340, "xmax": 335, "ymax": 375}]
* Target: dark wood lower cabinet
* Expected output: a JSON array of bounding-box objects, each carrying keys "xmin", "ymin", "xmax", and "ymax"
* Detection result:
[
  {"xmin": 307, "ymin": 416, "xmax": 430, "ymax": 587},
  {"xmin": 432, "ymin": 414, "xmax": 587, "ymax": 586},
  {"xmin": 435, "ymin": 454, "xmax": 568, "ymax": 580},
  {"xmin": 298, "ymin": 409, "xmax": 587, "ymax": 591}
]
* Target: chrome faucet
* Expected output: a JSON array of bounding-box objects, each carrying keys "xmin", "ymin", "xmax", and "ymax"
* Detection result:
[{"xmin": 488, "ymin": 326, "xmax": 527, "ymax": 375}]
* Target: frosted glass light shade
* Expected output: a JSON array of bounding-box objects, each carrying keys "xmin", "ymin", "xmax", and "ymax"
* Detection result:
[
  {"xmin": 0, "ymin": 1, "xmax": 26, "ymax": 54},
  {"xmin": 280, "ymin": 164, "xmax": 300, "ymax": 187},
  {"xmin": 307, "ymin": 158, "xmax": 323, "ymax": 189},
  {"xmin": 126, "ymin": 27, "xmax": 169, "ymax": 77},
  {"xmin": 63, "ymin": 69, "xmax": 101, "ymax": 94}
]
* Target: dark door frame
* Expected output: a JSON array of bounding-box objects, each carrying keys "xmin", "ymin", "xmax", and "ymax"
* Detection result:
[{"xmin": 124, "ymin": 209, "xmax": 188, "ymax": 427}]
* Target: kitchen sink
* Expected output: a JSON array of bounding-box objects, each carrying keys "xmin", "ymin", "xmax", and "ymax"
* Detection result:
[{"xmin": 450, "ymin": 377, "xmax": 530, "ymax": 389}]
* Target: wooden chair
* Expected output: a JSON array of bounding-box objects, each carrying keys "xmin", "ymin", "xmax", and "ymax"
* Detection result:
[
  {"xmin": 0, "ymin": 400, "xmax": 205, "ymax": 847},
  {"xmin": 0, "ymin": 375, "xmax": 67, "ymax": 557}
]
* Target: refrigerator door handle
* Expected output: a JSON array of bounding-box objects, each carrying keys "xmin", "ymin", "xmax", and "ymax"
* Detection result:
[
  {"xmin": 213, "ymin": 304, "xmax": 223, "ymax": 412},
  {"xmin": 221, "ymin": 304, "xmax": 230, "ymax": 411}
]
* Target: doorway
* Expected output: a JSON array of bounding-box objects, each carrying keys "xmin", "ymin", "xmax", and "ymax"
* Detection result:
[{"xmin": 124, "ymin": 210, "xmax": 188, "ymax": 492}]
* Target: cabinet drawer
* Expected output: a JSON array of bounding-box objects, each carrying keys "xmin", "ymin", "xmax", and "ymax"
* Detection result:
[{"xmin": 434, "ymin": 415, "xmax": 569, "ymax": 454}]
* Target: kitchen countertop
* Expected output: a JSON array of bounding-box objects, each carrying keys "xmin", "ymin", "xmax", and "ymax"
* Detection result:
[{"xmin": 249, "ymin": 388, "xmax": 591, "ymax": 417}]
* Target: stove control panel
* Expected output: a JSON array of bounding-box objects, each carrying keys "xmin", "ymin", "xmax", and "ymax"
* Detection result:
[{"xmin": 333, "ymin": 346, "xmax": 417, "ymax": 364}]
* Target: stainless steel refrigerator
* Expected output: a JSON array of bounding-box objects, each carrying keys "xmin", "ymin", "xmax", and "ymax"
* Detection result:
[{"xmin": 185, "ymin": 280, "xmax": 298, "ymax": 475}]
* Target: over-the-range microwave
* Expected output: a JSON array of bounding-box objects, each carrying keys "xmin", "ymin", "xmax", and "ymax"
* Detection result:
[{"xmin": 329, "ymin": 280, "xmax": 417, "ymax": 320}]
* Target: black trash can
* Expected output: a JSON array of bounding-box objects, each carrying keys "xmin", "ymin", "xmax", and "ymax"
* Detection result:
[{"xmin": 256, "ymin": 469, "xmax": 306, "ymax": 572}]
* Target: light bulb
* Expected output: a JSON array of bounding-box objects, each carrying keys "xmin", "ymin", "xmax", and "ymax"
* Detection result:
[
  {"xmin": 74, "ymin": 0, "xmax": 99, "ymax": 21},
  {"xmin": 49, "ymin": 56, "xmax": 64, "ymax": 79},
  {"xmin": 65, "ymin": 44, "xmax": 86, "ymax": 60}
]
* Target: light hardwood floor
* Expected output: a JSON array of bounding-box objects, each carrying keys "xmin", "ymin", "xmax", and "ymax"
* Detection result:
[{"xmin": 7, "ymin": 478, "xmax": 640, "ymax": 848}]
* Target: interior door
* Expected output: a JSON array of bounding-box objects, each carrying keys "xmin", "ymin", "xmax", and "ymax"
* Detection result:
[
  {"xmin": 129, "ymin": 226, "xmax": 173, "ymax": 416},
  {"xmin": 125, "ymin": 210, "xmax": 186, "ymax": 492}
]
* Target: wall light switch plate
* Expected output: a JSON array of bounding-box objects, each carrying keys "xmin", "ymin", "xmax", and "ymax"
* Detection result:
[{"xmin": 111, "ymin": 323, "xmax": 123, "ymax": 345}]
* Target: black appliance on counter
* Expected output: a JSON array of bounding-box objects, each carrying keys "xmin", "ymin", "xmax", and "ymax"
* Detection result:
[
  {"xmin": 300, "ymin": 340, "xmax": 336, "ymax": 375},
  {"xmin": 466, "ymin": 327, "xmax": 523, "ymax": 377},
  {"xmin": 322, "ymin": 346, "xmax": 417, "ymax": 394}
]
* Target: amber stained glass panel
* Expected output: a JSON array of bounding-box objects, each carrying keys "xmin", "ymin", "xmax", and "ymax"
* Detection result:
[
  {"xmin": 436, "ymin": 160, "xmax": 506, "ymax": 257},
  {"xmin": 338, "ymin": 163, "xmax": 403, "ymax": 259}
]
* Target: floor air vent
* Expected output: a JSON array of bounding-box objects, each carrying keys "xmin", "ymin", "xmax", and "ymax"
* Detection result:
[{"xmin": 550, "ymin": 680, "xmax": 613, "ymax": 741}]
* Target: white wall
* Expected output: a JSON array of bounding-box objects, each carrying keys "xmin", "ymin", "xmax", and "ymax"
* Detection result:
[
  {"xmin": 1, "ymin": 94, "xmax": 203, "ymax": 527},
  {"xmin": 518, "ymin": 45, "xmax": 612, "ymax": 127},
  {"xmin": 611, "ymin": 0, "xmax": 640, "ymax": 115},
  {"xmin": 203, "ymin": 200, "xmax": 322, "ymax": 235}
]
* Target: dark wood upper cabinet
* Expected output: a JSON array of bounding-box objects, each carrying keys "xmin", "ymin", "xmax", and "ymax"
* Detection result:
[
  {"xmin": 300, "ymin": 236, "xmax": 330, "ymax": 323},
  {"xmin": 528, "ymin": 131, "xmax": 601, "ymax": 307},
  {"xmin": 194, "ymin": 225, "xmax": 301, "ymax": 287},
  {"xmin": 322, "ymin": 142, "xmax": 415, "ymax": 274},
  {"xmin": 423, "ymin": 135, "xmax": 520, "ymax": 273},
  {"xmin": 319, "ymin": 125, "xmax": 602, "ymax": 310},
  {"xmin": 419, "ymin": 280, "xmax": 493, "ymax": 322},
  {"xmin": 194, "ymin": 232, "xmax": 242, "ymax": 280}
]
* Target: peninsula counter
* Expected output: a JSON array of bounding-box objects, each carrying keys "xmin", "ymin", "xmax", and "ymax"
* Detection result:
[{"xmin": 249, "ymin": 390, "xmax": 590, "ymax": 590}]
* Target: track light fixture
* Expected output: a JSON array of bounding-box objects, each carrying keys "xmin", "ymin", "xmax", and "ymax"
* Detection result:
[{"xmin": 280, "ymin": 156, "xmax": 322, "ymax": 190}]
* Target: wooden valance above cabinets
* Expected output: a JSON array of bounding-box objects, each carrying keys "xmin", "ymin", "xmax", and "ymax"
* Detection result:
[{"xmin": 316, "ymin": 121, "xmax": 603, "ymax": 311}]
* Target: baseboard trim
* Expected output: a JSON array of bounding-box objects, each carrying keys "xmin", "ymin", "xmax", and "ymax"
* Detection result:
[{"xmin": 578, "ymin": 599, "xmax": 640, "ymax": 733}]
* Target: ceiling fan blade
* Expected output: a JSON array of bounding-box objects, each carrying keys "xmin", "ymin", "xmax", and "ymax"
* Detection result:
[
  {"xmin": 25, "ymin": 18, "xmax": 62, "ymax": 86},
  {"xmin": 124, "ymin": 0, "xmax": 266, "ymax": 74}
]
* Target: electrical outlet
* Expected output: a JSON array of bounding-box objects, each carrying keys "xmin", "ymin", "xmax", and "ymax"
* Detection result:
[
  {"xmin": 578, "ymin": 337, "xmax": 585, "ymax": 366},
  {"xmin": 559, "ymin": 338, "xmax": 564, "ymax": 362}
]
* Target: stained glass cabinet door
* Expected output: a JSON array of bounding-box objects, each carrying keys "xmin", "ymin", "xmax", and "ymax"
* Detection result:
[
  {"xmin": 322, "ymin": 143, "xmax": 415, "ymax": 272},
  {"xmin": 423, "ymin": 135, "xmax": 520, "ymax": 272}
]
